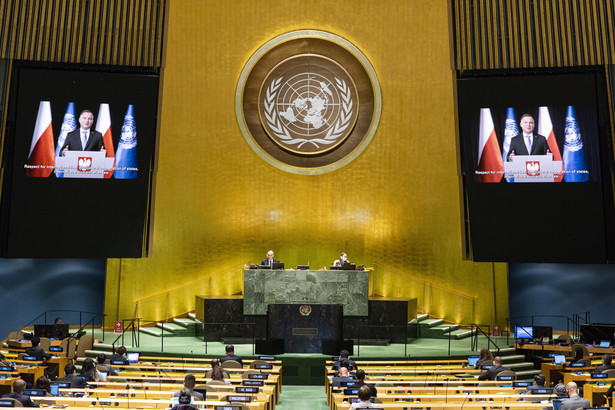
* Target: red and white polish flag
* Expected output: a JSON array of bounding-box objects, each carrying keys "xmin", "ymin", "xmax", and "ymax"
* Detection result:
[
  {"xmin": 95, "ymin": 103, "xmax": 116, "ymax": 178},
  {"xmin": 26, "ymin": 101, "xmax": 55, "ymax": 177},
  {"xmin": 477, "ymin": 108, "xmax": 504, "ymax": 183}
]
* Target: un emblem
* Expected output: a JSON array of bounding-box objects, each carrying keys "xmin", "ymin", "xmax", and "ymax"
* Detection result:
[
  {"xmin": 259, "ymin": 56, "xmax": 358, "ymax": 154},
  {"xmin": 236, "ymin": 30, "xmax": 381, "ymax": 174}
]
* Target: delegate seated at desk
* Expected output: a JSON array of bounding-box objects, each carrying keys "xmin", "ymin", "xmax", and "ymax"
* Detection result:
[
  {"xmin": 261, "ymin": 250, "xmax": 279, "ymax": 267},
  {"xmin": 594, "ymin": 353, "xmax": 614, "ymax": 373},
  {"xmin": 478, "ymin": 356, "xmax": 510, "ymax": 380},
  {"xmin": 1, "ymin": 379, "xmax": 39, "ymax": 407},
  {"xmin": 25, "ymin": 337, "xmax": 51, "ymax": 361}
]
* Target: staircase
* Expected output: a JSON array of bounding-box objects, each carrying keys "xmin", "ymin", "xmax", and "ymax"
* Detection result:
[
  {"xmin": 409, "ymin": 313, "xmax": 477, "ymax": 340},
  {"xmin": 139, "ymin": 313, "xmax": 200, "ymax": 338}
]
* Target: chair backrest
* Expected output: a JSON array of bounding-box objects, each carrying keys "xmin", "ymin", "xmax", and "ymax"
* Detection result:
[
  {"xmin": 480, "ymin": 359, "xmax": 494, "ymax": 368},
  {"xmin": 2, "ymin": 398, "xmax": 23, "ymax": 407},
  {"xmin": 221, "ymin": 360, "xmax": 242, "ymax": 369},
  {"xmin": 577, "ymin": 358, "xmax": 591, "ymax": 366},
  {"xmin": 241, "ymin": 369, "xmax": 259, "ymax": 379},
  {"xmin": 496, "ymin": 370, "xmax": 517, "ymax": 380},
  {"xmin": 556, "ymin": 334, "xmax": 572, "ymax": 344},
  {"xmin": 7, "ymin": 331, "xmax": 18, "ymax": 341},
  {"xmin": 76, "ymin": 334, "xmax": 93, "ymax": 358},
  {"xmin": 570, "ymin": 343, "xmax": 588, "ymax": 358},
  {"xmin": 205, "ymin": 369, "xmax": 229, "ymax": 379},
  {"xmin": 60, "ymin": 338, "xmax": 76, "ymax": 359},
  {"xmin": 249, "ymin": 360, "xmax": 268, "ymax": 369},
  {"xmin": 603, "ymin": 369, "xmax": 615, "ymax": 378},
  {"xmin": 96, "ymin": 365, "xmax": 108, "ymax": 372},
  {"xmin": 205, "ymin": 380, "xmax": 227, "ymax": 386},
  {"xmin": 195, "ymin": 384, "xmax": 217, "ymax": 392},
  {"xmin": 17, "ymin": 353, "xmax": 26, "ymax": 360},
  {"xmin": 38, "ymin": 337, "xmax": 51, "ymax": 352}
]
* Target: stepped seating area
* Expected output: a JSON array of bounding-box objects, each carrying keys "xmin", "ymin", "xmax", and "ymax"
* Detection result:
[
  {"xmin": 0, "ymin": 339, "xmax": 281, "ymax": 410},
  {"xmin": 325, "ymin": 357, "xmax": 554, "ymax": 410}
]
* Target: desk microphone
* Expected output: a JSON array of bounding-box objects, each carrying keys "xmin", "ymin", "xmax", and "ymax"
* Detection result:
[
  {"xmin": 444, "ymin": 374, "xmax": 450, "ymax": 403},
  {"xmin": 96, "ymin": 396, "xmax": 105, "ymax": 410},
  {"xmin": 126, "ymin": 383, "xmax": 130, "ymax": 409},
  {"xmin": 140, "ymin": 380, "xmax": 147, "ymax": 399},
  {"xmin": 460, "ymin": 391, "xmax": 470, "ymax": 409},
  {"xmin": 433, "ymin": 371, "xmax": 438, "ymax": 394}
]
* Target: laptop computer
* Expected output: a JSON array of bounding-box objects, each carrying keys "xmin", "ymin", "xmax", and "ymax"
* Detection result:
[
  {"xmin": 127, "ymin": 352, "xmax": 140, "ymax": 363},
  {"xmin": 553, "ymin": 354, "xmax": 566, "ymax": 365},
  {"xmin": 600, "ymin": 340, "xmax": 611, "ymax": 348},
  {"xmin": 467, "ymin": 355, "xmax": 479, "ymax": 367}
]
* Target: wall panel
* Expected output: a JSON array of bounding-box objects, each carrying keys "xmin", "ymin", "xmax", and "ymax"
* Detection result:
[{"xmin": 104, "ymin": 0, "xmax": 509, "ymax": 329}]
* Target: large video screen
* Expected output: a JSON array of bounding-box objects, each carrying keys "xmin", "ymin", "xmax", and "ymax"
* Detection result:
[
  {"xmin": 0, "ymin": 64, "xmax": 159, "ymax": 257},
  {"xmin": 458, "ymin": 70, "xmax": 614, "ymax": 263}
]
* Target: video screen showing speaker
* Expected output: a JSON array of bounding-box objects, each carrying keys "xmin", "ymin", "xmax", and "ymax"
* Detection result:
[
  {"xmin": 457, "ymin": 69, "xmax": 615, "ymax": 263},
  {"xmin": 0, "ymin": 63, "xmax": 159, "ymax": 257}
]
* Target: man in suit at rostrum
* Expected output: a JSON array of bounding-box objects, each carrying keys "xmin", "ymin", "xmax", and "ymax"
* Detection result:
[
  {"xmin": 60, "ymin": 110, "xmax": 105, "ymax": 155},
  {"xmin": 261, "ymin": 250, "xmax": 279, "ymax": 267},
  {"xmin": 506, "ymin": 114, "xmax": 549, "ymax": 161}
]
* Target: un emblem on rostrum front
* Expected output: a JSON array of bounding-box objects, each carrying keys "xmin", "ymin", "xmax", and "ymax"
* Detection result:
[{"xmin": 259, "ymin": 55, "xmax": 358, "ymax": 155}]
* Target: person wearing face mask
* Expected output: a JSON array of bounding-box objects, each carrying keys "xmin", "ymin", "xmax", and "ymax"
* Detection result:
[{"xmin": 334, "ymin": 252, "xmax": 350, "ymax": 267}]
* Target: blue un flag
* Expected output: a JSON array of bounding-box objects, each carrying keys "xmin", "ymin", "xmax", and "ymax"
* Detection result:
[
  {"xmin": 502, "ymin": 107, "xmax": 518, "ymax": 182},
  {"xmin": 113, "ymin": 105, "xmax": 138, "ymax": 179},
  {"xmin": 55, "ymin": 102, "xmax": 76, "ymax": 178},
  {"xmin": 563, "ymin": 106, "xmax": 589, "ymax": 182}
]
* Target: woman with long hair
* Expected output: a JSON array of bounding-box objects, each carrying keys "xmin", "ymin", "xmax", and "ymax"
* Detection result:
[{"xmin": 80, "ymin": 357, "xmax": 105, "ymax": 382}]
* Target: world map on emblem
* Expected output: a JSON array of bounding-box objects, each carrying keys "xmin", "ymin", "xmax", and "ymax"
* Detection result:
[{"xmin": 259, "ymin": 55, "xmax": 359, "ymax": 155}]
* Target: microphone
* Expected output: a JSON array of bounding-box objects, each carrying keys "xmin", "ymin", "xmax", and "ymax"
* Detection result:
[
  {"xmin": 433, "ymin": 371, "xmax": 438, "ymax": 394},
  {"xmin": 96, "ymin": 396, "xmax": 105, "ymax": 410},
  {"xmin": 140, "ymin": 380, "xmax": 147, "ymax": 400},
  {"xmin": 126, "ymin": 383, "xmax": 130, "ymax": 409},
  {"xmin": 444, "ymin": 374, "xmax": 450, "ymax": 403},
  {"xmin": 460, "ymin": 391, "xmax": 470, "ymax": 409}
]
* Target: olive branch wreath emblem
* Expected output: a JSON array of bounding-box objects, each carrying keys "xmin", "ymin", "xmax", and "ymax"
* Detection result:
[{"xmin": 263, "ymin": 77, "xmax": 353, "ymax": 149}]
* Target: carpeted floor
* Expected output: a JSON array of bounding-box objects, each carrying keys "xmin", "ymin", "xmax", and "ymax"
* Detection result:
[{"xmin": 275, "ymin": 385, "xmax": 329, "ymax": 410}]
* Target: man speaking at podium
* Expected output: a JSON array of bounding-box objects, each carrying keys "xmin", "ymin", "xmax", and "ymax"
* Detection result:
[
  {"xmin": 60, "ymin": 109, "xmax": 105, "ymax": 155},
  {"xmin": 506, "ymin": 114, "xmax": 548, "ymax": 161}
]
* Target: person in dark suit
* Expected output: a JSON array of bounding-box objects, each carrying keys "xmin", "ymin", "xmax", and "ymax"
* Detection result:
[
  {"xmin": 506, "ymin": 114, "xmax": 549, "ymax": 161},
  {"xmin": 478, "ymin": 356, "xmax": 510, "ymax": 381},
  {"xmin": 333, "ymin": 350, "xmax": 357, "ymax": 370},
  {"xmin": 594, "ymin": 354, "xmax": 614, "ymax": 373},
  {"xmin": 522, "ymin": 374, "xmax": 546, "ymax": 393},
  {"xmin": 107, "ymin": 346, "xmax": 129, "ymax": 364},
  {"xmin": 2, "ymin": 379, "xmax": 39, "ymax": 407},
  {"xmin": 354, "ymin": 369, "xmax": 377, "ymax": 397},
  {"xmin": 55, "ymin": 364, "xmax": 88, "ymax": 388},
  {"xmin": 560, "ymin": 381, "xmax": 590, "ymax": 410},
  {"xmin": 331, "ymin": 364, "xmax": 355, "ymax": 387},
  {"xmin": 219, "ymin": 344, "xmax": 243, "ymax": 366},
  {"xmin": 25, "ymin": 337, "xmax": 51, "ymax": 361},
  {"xmin": 260, "ymin": 250, "xmax": 279, "ymax": 266},
  {"xmin": 60, "ymin": 110, "xmax": 105, "ymax": 155},
  {"xmin": 173, "ymin": 374, "xmax": 204, "ymax": 401}
]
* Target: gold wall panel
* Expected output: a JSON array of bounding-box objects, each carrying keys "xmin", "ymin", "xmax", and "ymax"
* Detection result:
[
  {"xmin": 0, "ymin": 0, "xmax": 165, "ymax": 66},
  {"xmin": 105, "ymin": 0, "xmax": 509, "ymax": 328},
  {"xmin": 454, "ymin": 0, "xmax": 615, "ymax": 70}
]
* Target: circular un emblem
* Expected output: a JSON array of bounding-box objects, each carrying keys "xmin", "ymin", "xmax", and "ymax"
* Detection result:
[
  {"xmin": 259, "ymin": 55, "xmax": 358, "ymax": 155},
  {"xmin": 299, "ymin": 304, "xmax": 312, "ymax": 316},
  {"xmin": 236, "ymin": 30, "xmax": 381, "ymax": 174}
]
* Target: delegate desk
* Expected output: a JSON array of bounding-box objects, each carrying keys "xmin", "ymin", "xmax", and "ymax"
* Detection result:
[{"xmin": 243, "ymin": 269, "xmax": 368, "ymax": 316}]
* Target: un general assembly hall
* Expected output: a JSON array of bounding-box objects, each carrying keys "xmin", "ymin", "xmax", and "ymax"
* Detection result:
[{"xmin": 1, "ymin": 1, "xmax": 615, "ymax": 409}]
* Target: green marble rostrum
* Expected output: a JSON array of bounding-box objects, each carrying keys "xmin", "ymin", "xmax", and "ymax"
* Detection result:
[{"xmin": 243, "ymin": 269, "xmax": 369, "ymax": 316}]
